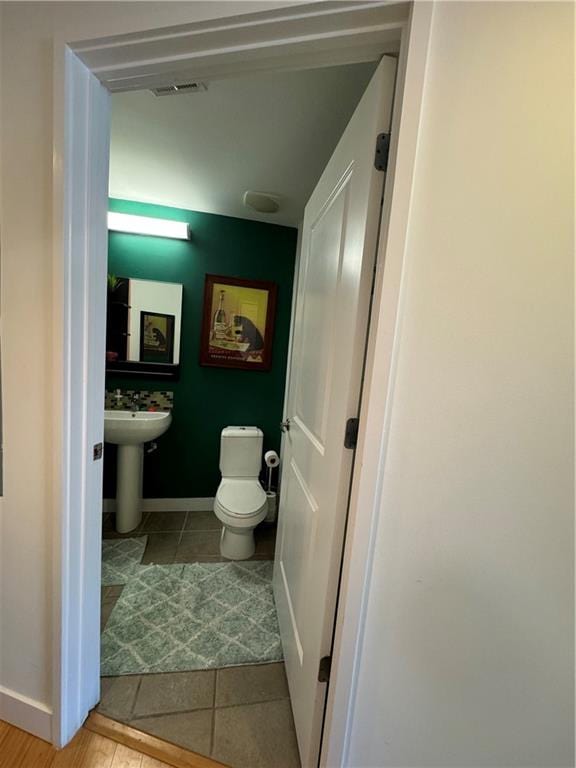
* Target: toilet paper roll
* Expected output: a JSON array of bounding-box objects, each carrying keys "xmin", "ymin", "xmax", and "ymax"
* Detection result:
[{"xmin": 264, "ymin": 450, "xmax": 280, "ymax": 468}]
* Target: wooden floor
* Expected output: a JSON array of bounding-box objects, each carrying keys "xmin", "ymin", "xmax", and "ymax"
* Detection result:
[{"xmin": 0, "ymin": 717, "xmax": 226, "ymax": 768}]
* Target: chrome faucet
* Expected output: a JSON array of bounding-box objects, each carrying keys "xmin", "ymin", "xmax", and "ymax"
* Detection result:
[{"xmin": 129, "ymin": 393, "xmax": 140, "ymax": 412}]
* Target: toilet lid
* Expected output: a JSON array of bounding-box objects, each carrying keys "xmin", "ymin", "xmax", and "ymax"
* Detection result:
[{"xmin": 217, "ymin": 481, "xmax": 267, "ymax": 517}]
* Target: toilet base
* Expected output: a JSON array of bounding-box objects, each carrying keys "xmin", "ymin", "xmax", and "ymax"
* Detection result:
[{"xmin": 220, "ymin": 525, "xmax": 256, "ymax": 560}]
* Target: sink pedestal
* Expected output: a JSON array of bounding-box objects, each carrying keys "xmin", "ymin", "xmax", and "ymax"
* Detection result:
[
  {"xmin": 116, "ymin": 445, "xmax": 144, "ymax": 533},
  {"xmin": 104, "ymin": 409, "xmax": 172, "ymax": 533}
]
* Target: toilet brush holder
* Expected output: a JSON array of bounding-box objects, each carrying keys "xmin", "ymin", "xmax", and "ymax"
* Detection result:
[{"xmin": 265, "ymin": 491, "xmax": 278, "ymax": 523}]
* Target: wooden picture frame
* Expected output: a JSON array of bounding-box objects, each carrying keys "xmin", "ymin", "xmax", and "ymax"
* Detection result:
[{"xmin": 199, "ymin": 274, "xmax": 278, "ymax": 371}]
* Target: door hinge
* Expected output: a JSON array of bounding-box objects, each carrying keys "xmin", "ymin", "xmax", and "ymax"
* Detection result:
[
  {"xmin": 318, "ymin": 655, "xmax": 332, "ymax": 683},
  {"xmin": 374, "ymin": 132, "xmax": 391, "ymax": 172},
  {"xmin": 344, "ymin": 417, "xmax": 359, "ymax": 449},
  {"xmin": 93, "ymin": 442, "xmax": 103, "ymax": 461}
]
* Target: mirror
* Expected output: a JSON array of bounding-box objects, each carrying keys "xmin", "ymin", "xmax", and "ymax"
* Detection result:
[{"xmin": 106, "ymin": 276, "xmax": 183, "ymax": 378}]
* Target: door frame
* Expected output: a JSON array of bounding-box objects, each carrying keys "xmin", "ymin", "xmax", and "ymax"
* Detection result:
[
  {"xmin": 51, "ymin": 44, "xmax": 111, "ymax": 748},
  {"xmin": 320, "ymin": 5, "xmax": 433, "ymax": 762},
  {"xmin": 51, "ymin": 0, "xmax": 434, "ymax": 756}
]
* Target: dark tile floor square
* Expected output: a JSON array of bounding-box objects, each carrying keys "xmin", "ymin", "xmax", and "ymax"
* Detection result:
[
  {"xmin": 99, "ymin": 675, "xmax": 140, "ymax": 721},
  {"xmin": 140, "ymin": 532, "xmax": 181, "ymax": 564},
  {"xmin": 101, "ymin": 594, "xmax": 121, "ymax": 631},
  {"xmin": 132, "ymin": 670, "xmax": 215, "ymax": 717},
  {"xmin": 213, "ymin": 698, "xmax": 300, "ymax": 768},
  {"xmin": 184, "ymin": 510, "xmax": 222, "ymax": 531},
  {"xmin": 102, "ymin": 513, "xmax": 115, "ymax": 533},
  {"xmin": 102, "ymin": 512, "xmax": 149, "ymax": 538},
  {"xmin": 130, "ymin": 709, "xmax": 213, "ymax": 755},
  {"xmin": 215, "ymin": 663, "xmax": 288, "ymax": 707},
  {"xmin": 255, "ymin": 524, "xmax": 277, "ymax": 557},
  {"xmin": 175, "ymin": 530, "xmax": 222, "ymax": 561},
  {"xmin": 142, "ymin": 510, "xmax": 188, "ymax": 532}
]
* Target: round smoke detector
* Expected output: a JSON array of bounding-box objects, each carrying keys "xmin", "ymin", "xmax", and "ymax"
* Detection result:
[{"xmin": 243, "ymin": 191, "xmax": 281, "ymax": 214}]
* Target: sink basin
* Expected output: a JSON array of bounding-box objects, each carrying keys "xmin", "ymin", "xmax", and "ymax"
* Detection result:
[
  {"xmin": 104, "ymin": 409, "xmax": 172, "ymax": 445},
  {"xmin": 104, "ymin": 409, "xmax": 172, "ymax": 533}
]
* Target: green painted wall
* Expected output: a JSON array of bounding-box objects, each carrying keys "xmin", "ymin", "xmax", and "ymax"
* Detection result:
[{"xmin": 104, "ymin": 198, "xmax": 297, "ymax": 499}]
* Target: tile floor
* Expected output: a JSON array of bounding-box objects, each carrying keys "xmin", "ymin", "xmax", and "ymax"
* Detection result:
[
  {"xmin": 97, "ymin": 664, "xmax": 300, "ymax": 768},
  {"xmin": 102, "ymin": 510, "xmax": 277, "ymax": 565},
  {"xmin": 100, "ymin": 510, "xmax": 299, "ymax": 768}
]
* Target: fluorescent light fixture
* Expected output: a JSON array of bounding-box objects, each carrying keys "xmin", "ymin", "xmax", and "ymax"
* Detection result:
[{"xmin": 108, "ymin": 212, "xmax": 190, "ymax": 240}]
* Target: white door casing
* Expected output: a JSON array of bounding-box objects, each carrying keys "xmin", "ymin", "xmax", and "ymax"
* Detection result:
[
  {"xmin": 52, "ymin": 47, "xmax": 110, "ymax": 747},
  {"xmin": 273, "ymin": 56, "xmax": 397, "ymax": 767}
]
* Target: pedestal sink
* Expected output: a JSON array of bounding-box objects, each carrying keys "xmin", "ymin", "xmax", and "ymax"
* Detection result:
[{"xmin": 104, "ymin": 410, "xmax": 172, "ymax": 533}]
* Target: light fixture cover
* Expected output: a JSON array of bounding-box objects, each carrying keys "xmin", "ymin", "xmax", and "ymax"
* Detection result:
[
  {"xmin": 243, "ymin": 191, "xmax": 280, "ymax": 214},
  {"xmin": 108, "ymin": 212, "xmax": 190, "ymax": 240}
]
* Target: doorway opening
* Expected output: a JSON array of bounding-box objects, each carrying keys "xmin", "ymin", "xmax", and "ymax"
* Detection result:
[
  {"xmin": 97, "ymin": 57, "xmax": 396, "ymax": 768},
  {"xmin": 53, "ymin": 2, "xmax": 431, "ymax": 763}
]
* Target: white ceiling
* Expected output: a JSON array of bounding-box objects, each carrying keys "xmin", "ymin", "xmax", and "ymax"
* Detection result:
[{"xmin": 109, "ymin": 61, "xmax": 379, "ymax": 227}]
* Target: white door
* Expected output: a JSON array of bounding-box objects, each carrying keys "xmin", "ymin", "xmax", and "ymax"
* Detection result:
[{"xmin": 273, "ymin": 56, "xmax": 397, "ymax": 767}]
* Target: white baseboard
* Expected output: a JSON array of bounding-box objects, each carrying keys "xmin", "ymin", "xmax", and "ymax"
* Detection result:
[
  {"xmin": 0, "ymin": 685, "xmax": 52, "ymax": 742},
  {"xmin": 103, "ymin": 497, "xmax": 214, "ymax": 514}
]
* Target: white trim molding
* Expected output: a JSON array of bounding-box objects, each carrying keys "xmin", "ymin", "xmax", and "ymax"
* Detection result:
[
  {"xmin": 71, "ymin": 1, "xmax": 408, "ymax": 93},
  {"xmin": 103, "ymin": 497, "xmax": 215, "ymax": 514},
  {"xmin": 0, "ymin": 686, "xmax": 52, "ymax": 742},
  {"xmin": 52, "ymin": 45, "xmax": 111, "ymax": 748}
]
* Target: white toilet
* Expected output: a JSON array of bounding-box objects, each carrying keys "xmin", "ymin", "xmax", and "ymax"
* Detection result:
[{"xmin": 214, "ymin": 426, "xmax": 268, "ymax": 560}]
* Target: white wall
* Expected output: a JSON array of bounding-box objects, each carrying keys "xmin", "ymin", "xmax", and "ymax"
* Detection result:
[
  {"xmin": 346, "ymin": 2, "xmax": 574, "ymax": 766},
  {"xmin": 0, "ymin": 0, "xmax": 296, "ymax": 725}
]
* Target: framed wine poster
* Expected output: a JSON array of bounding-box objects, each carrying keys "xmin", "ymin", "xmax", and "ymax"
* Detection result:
[{"xmin": 199, "ymin": 274, "xmax": 277, "ymax": 371}]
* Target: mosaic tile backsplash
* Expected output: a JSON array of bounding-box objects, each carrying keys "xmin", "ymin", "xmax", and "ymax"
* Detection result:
[{"xmin": 105, "ymin": 389, "xmax": 174, "ymax": 411}]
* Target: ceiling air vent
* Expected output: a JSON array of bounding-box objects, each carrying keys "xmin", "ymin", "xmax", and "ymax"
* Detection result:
[{"xmin": 151, "ymin": 82, "xmax": 208, "ymax": 97}]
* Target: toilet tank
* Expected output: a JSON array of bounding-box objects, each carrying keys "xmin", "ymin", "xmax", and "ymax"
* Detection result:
[{"xmin": 220, "ymin": 426, "xmax": 263, "ymax": 477}]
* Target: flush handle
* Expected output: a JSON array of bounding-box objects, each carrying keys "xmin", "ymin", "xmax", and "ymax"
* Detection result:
[{"xmin": 280, "ymin": 418, "xmax": 291, "ymax": 433}]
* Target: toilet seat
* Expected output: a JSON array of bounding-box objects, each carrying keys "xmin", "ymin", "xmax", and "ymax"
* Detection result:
[{"xmin": 215, "ymin": 479, "xmax": 267, "ymax": 520}]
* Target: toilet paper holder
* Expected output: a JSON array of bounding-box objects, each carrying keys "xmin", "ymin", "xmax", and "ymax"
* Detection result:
[{"xmin": 264, "ymin": 450, "xmax": 280, "ymax": 493}]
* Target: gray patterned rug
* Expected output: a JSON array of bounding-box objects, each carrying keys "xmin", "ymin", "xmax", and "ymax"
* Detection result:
[
  {"xmin": 101, "ymin": 561, "xmax": 283, "ymax": 676},
  {"xmin": 102, "ymin": 537, "xmax": 147, "ymax": 586}
]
